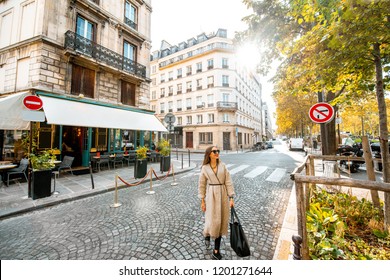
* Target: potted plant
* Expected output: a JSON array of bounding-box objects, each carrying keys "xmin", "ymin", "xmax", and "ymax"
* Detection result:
[
  {"xmin": 134, "ymin": 146, "xmax": 148, "ymax": 179},
  {"xmin": 29, "ymin": 150, "xmax": 56, "ymax": 200},
  {"xmin": 158, "ymin": 138, "xmax": 171, "ymax": 172}
]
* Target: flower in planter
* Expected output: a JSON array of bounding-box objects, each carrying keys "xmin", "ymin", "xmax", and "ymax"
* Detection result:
[
  {"xmin": 158, "ymin": 138, "xmax": 171, "ymax": 157},
  {"xmin": 30, "ymin": 150, "xmax": 56, "ymax": 171},
  {"xmin": 136, "ymin": 146, "xmax": 148, "ymax": 160}
]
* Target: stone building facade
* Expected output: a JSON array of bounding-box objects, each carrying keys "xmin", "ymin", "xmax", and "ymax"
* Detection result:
[
  {"xmin": 150, "ymin": 29, "xmax": 264, "ymax": 151},
  {"xmin": 0, "ymin": 0, "xmax": 165, "ymax": 166}
]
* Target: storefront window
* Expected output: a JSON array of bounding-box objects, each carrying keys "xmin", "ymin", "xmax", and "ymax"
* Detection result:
[{"xmin": 1, "ymin": 130, "xmax": 25, "ymax": 162}]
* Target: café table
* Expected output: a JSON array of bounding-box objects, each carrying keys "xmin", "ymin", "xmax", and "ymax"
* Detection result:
[{"xmin": 0, "ymin": 164, "xmax": 17, "ymax": 187}]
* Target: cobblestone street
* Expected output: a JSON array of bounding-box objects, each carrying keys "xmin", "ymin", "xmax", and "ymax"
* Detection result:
[{"xmin": 0, "ymin": 151, "xmax": 294, "ymax": 260}]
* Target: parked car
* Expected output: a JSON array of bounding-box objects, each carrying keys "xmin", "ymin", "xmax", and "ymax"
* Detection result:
[
  {"xmin": 266, "ymin": 141, "xmax": 274, "ymax": 149},
  {"xmin": 253, "ymin": 142, "xmax": 265, "ymax": 150},
  {"xmin": 289, "ymin": 138, "xmax": 304, "ymax": 151},
  {"xmin": 370, "ymin": 141, "xmax": 390, "ymax": 171}
]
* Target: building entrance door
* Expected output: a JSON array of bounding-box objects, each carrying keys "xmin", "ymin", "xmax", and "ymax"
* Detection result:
[
  {"xmin": 223, "ymin": 132, "xmax": 231, "ymax": 150},
  {"xmin": 186, "ymin": 132, "xmax": 193, "ymax": 148}
]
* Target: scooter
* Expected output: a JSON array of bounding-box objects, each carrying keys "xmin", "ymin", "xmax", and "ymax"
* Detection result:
[{"xmin": 336, "ymin": 143, "xmax": 363, "ymax": 173}]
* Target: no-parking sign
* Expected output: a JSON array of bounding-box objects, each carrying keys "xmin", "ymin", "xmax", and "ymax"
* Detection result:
[{"xmin": 309, "ymin": 102, "xmax": 335, "ymax": 124}]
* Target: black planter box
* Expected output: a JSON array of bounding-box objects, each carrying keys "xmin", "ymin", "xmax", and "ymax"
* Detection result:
[
  {"xmin": 31, "ymin": 169, "xmax": 52, "ymax": 200},
  {"xmin": 160, "ymin": 156, "xmax": 171, "ymax": 172},
  {"xmin": 134, "ymin": 159, "xmax": 148, "ymax": 179}
]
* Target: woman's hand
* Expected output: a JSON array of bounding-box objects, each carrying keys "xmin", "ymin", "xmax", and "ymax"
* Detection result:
[
  {"xmin": 230, "ymin": 198, "xmax": 234, "ymax": 208},
  {"xmin": 201, "ymin": 199, "xmax": 206, "ymax": 212}
]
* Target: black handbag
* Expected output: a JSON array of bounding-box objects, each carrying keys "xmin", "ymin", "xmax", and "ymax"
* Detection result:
[{"xmin": 230, "ymin": 207, "xmax": 251, "ymax": 257}]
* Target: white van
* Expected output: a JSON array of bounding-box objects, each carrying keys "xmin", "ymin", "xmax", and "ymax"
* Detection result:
[{"xmin": 289, "ymin": 138, "xmax": 304, "ymax": 151}]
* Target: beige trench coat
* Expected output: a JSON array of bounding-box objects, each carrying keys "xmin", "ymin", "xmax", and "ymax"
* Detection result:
[{"xmin": 198, "ymin": 162, "xmax": 235, "ymax": 239}]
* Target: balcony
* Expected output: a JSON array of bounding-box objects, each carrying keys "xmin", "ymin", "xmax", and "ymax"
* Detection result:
[
  {"xmin": 216, "ymin": 101, "xmax": 238, "ymax": 111},
  {"xmin": 64, "ymin": 30, "xmax": 146, "ymax": 79},
  {"xmin": 124, "ymin": 17, "xmax": 137, "ymax": 30}
]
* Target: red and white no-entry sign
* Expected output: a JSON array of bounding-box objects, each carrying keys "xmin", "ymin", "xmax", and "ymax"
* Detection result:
[
  {"xmin": 309, "ymin": 102, "xmax": 335, "ymax": 124},
  {"xmin": 23, "ymin": 95, "xmax": 43, "ymax": 110}
]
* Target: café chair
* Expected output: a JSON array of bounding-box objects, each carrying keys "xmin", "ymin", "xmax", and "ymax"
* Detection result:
[
  {"xmin": 55, "ymin": 156, "xmax": 74, "ymax": 177},
  {"xmin": 7, "ymin": 158, "xmax": 29, "ymax": 187},
  {"xmin": 97, "ymin": 154, "xmax": 110, "ymax": 172}
]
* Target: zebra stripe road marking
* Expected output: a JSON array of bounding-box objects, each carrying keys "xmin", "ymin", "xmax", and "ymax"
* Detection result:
[
  {"xmin": 229, "ymin": 164, "xmax": 250, "ymax": 175},
  {"xmin": 244, "ymin": 166, "xmax": 268, "ymax": 178},
  {"xmin": 266, "ymin": 168, "xmax": 287, "ymax": 182}
]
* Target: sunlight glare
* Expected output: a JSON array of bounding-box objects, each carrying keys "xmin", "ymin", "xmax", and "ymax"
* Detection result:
[{"xmin": 236, "ymin": 43, "xmax": 261, "ymax": 70}]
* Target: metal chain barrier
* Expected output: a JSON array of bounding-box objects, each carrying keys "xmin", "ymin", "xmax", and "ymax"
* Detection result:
[{"xmin": 117, "ymin": 168, "xmax": 152, "ymax": 187}]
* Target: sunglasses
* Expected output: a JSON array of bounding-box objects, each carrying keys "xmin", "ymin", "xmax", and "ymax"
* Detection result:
[{"xmin": 211, "ymin": 150, "xmax": 220, "ymax": 154}]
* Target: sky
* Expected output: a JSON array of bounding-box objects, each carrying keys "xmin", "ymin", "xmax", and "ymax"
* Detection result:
[{"xmin": 150, "ymin": 0, "xmax": 276, "ymax": 127}]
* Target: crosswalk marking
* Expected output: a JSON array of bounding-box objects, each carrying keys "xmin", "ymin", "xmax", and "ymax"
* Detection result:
[
  {"xmin": 225, "ymin": 164, "xmax": 235, "ymax": 169},
  {"xmin": 244, "ymin": 166, "xmax": 268, "ymax": 178},
  {"xmin": 266, "ymin": 168, "xmax": 287, "ymax": 182},
  {"xmin": 229, "ymin": 164, "xmax": 250, "ymax": 175}
]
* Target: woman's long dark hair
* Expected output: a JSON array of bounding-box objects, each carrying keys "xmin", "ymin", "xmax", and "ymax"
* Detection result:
[{"xmin": 202, "ymin": 146, "xmax": 220, "ymax": 166}]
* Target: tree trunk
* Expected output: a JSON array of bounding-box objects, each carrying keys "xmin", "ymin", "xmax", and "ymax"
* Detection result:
[{"xmin": 373, "ymin": 43, "xmax": 390, "ymax": 227}]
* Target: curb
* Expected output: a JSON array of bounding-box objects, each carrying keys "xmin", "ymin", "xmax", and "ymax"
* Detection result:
[{"xmin": 0, "ymin": 164, "xmax": 198, "ymax": 220}]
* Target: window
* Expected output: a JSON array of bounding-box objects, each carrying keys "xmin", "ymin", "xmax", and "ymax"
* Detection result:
[
  {"xmin": 207, "ymin": 95, "xmax": 213, "ymax": 107},
  {"xmin": 186, "ymin": 81, "xmax": 192, "ymax": 92},
  {"xmin": 186, "ymin": 116, "xmax": 192, "ymax": 124},
  {"xmin": 177, "ymin": 83, "xmax": 182, "ymax": 94},
  {"xmin": 177, "ymin": 68, "xmax": 182, "ymax": 78},
  {"xmin": 196, "ymin": 79, "xmax": 202, "ymax": 90},
  {"xmin": 152, "ymin": 65, "xmax": 157, "ymax": 74},
  {"xmin": 16, "ymin": 58, "xmax": 30, "ymax": 89},
  {"xmin": 197, "ymin": 115, "xmax": 203, "ymax": 124},
  {"xmin": 125, "ymin": 1, "xmax": 137, "ymax": 29},
  {"xmin": 208, "ymin": 113, "xmax": 214, "ymax": 123},
  {"xmin": 160, "ymin": 74, "xmax": 165, "ymax": 83},
  {"xmin": 20, "ymin": 1, "xmax": 36, "ymax": 41},
  {"xmin": 196, "ymin": 96, "xmax": 203, "ymax": 108},
  {"xmin": 76, "ymin": 15, "xmax": 94, "ymax": 40},
  {"xmin": 168, "ymin": 71, "xmax": 173, "ymax": 81},
  {"xmin": 222, "ymin": 75, "xmax": 229, "ymax": 87},
  {"xmin": 168, "ymin": 101, "xmax": 173, "ymax": 112},
  {"xmin": 151, "ymin": 91, "xmax": 156, "ymax": 99},
  {"xmin": 160, "ymin": 103, "xmax": 165, "ymax": 114},
  {"xmin": 200, "ymin": 132, "xmax": 213, "ymax": 144},
  {"xmin": 168, "ymin": 86, "xmax": 173, "ymax": 96},
  {"xmin": 186, "ymin": 98, "xmax": 192, "ymax": 110},
  {"xmin": 121, "ymin": 80, "xmax": 136, "ymax": 106},
  {"xmin": 186, "ymin": 65, "xmax": 192, "ymax": 76},
  {"xmin": 160, "ymin": 88, "xmax": 165, "ymax": 97},
  {"xmin": 207, "ymin": 76, "xmax": 214, "ymax": 87},
  {"xmin": 222, "ymin": 58, "xmax": 229, "ymax": 68},
  {"xmin": 71, "ymin": 64, "xmax": 95, "ymax": 98},
  {"xmin": 238, "ymin": 133, "xmax": 242, "ymax": 145},
  {"xmin": 177, "ymin": 100, "xmax": 182, "ymax": 111},
  {"xmin": 0, "ymin": 12, "xmax": 12, "ymax": 48},
  {"xmin": 223, "ymin": 113, "xmax": 229, "ymax": 123},
  {"xmin": 123, "ymin": 41, "xmax": 136, "ymax": 61},
  {"xmin": 223, "ymin": 93, "xmax": 229, "ymax": 102},
  {"xmin": 196, "ymin": 62, "xmax": 202, "ymax": 73},
  {"xmin": 207, "ymin": 59, "xmax": 214, "ymax": 69},
  {"xmin": 177, "ymin": 117, "xmax": 182, "ymax": 125}
]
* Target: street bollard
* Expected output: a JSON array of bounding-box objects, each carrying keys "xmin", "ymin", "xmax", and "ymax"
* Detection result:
[
  {"xmin": 181, "ymin": 153, "xmax": 184, "ymax": 169},
  {"xmin": 89, "ymin": 161, "xmax": 94, "ymax": 189},
  {"xmin": 146, "ymin": 167, "xmax": 155, "ymax": 195},
  {"xmin": 110, "ymin": 174, "xmax": 122, "ymax": 208},
  {"xmin": 292, "ymin": 234, "xmax": 303, "ymax": 260},
  {"xmin": 188, "ymin": 149, "xmax": 190, "ymax": 167},
  {"xmin": 171, "ymin": 164, "xmax": 178, "ymax": 186}
]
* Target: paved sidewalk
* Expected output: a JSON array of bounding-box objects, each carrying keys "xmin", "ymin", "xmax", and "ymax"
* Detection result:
[{"xmin": 0, "ymin": 159, "xmax": 198, "ymax": 219}]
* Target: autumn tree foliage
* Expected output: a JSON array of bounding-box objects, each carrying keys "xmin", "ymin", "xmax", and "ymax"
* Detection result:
[{"xmin": 238, "ymin": 0, "xmax": 390, "ymax": 225}]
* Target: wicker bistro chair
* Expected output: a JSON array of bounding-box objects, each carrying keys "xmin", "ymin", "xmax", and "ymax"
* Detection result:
[
  {"xmin": 54, "ymin": 156, "xmax": 74, "ymax": 177},
  {"xmin": 7, "ymin": 158, "xmax": 29, "ymax": 187}
]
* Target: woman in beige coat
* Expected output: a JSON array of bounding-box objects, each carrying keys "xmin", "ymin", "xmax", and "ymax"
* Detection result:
[{"xmin": 198, "ymin": 146, "xmax": 235, "ymax": 260}]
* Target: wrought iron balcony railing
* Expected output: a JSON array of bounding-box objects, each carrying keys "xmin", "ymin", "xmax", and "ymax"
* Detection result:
[
  {"xmin": 124, "ymin": 17, "xmax": 137, "ymax": 30},
  {"xmin": 216, "ymin": 101, "xmax": 238, "ymax": 111},
  {"xmin": 64, "ymin": 30, "xmax": 146, "ymax": 79}
]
